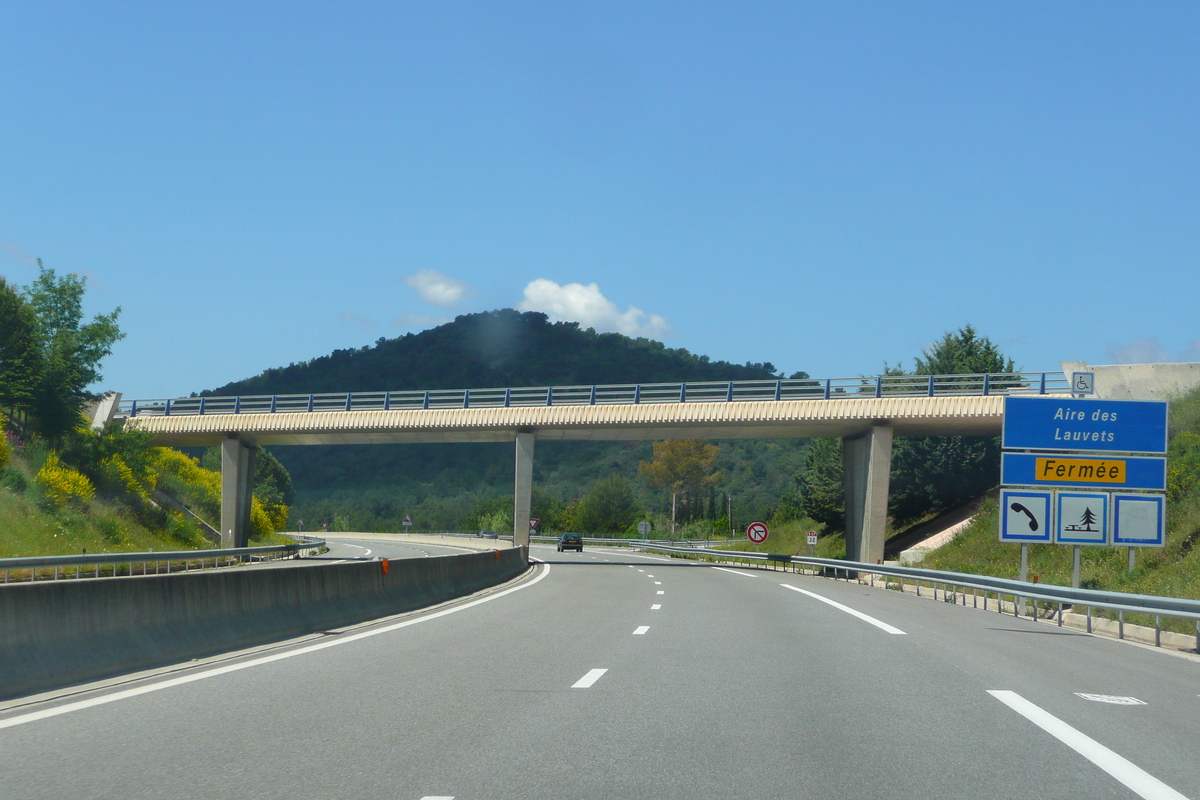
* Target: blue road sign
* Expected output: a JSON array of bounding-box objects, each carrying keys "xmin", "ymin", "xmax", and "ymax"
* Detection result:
[
  {"xmin": 1001, "ymin": 452, "xmax": 1167, "ymax": 491},
  {"xmin": 999, "ymin": 489, "xmax": 1053, "ymax": 543},
  {"xmin": 1054, "ymin": 491, "xmax": 1109, "ymax": 546},
  {"xmin": 1112, "ymin": 493, "xmax": 1166, "ymax": 547},
  {"xmin": 1002, "ymin": 397, "xmax": 1168, "ymax": 454}
]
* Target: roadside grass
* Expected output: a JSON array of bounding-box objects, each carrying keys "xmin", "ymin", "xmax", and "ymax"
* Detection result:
[
  {"xmin": 705, "ymin": 518, "xmax": 846, "ymax": 559},
  {"xmin": 0, "ymin": 449, "xmax": 216, "ymax": 560},
  {"xmin": 919, "ymin": 384, "xmax": 1200, "ymax": 635}
]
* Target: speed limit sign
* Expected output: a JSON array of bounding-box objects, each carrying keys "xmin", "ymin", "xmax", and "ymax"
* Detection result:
[{"xmin": 747, "ymin": 521, "xmax": 769, "ymax": 544}]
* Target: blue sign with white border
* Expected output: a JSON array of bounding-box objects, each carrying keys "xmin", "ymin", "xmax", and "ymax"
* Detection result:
[
  {"xmin": 1001, "ymin": 453, "xmax": 1167, "ymax": 491},
  {"xmin": 1002, "ymin": 397, "xmax": 1168, "ymax": 454},
  {"xmin": 999, "ymin": 489, "xmax": 1053, "ymax": 543},
  {"xmin": 1054, "ymin": 491, "xmax": 1109, "ymax": 545},
  {"xmin": 1112, "ymin": 493, "xmax": 1166, "ymax": 548}
]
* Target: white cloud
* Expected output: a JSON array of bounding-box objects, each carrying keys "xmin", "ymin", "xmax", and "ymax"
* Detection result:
[
  {"xmin": 1106, "ymin": 338, "xmax": 1171, "ymax": 364},
  {"xmin": 404, "ymin": 269, "xmax": 475, "ymax": 308},
  {"xmin": 518, "ymin": 279, "xmax": 671, "ymax": 338},
  {"xmin": 2, "ymin": 239, "xmax": 37, "ymax": 266},
  {"xmin": 391, "ymin": 312, "xmax": 451, "ymax": 329},
  {"xmin": 338, "ymin": 312, "xmax": 377, "ymax": 332}
]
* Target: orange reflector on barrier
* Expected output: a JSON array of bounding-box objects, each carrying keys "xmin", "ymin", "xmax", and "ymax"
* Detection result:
[
  {"xmin": 494, "ymin": 550, "xmax": 500, "ymax": 559},
  {"xmin": 381, "ymin": 559, "xmax": 389, "ymax": 574}
]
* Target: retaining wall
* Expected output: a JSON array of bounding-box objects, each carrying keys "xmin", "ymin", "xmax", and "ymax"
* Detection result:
[{"xmin": 0, "ymin": 548, "xmax": 527, "ymax": 701}]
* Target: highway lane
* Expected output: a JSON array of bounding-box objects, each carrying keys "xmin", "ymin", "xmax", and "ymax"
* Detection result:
[
  {"xmin": 318, "ymin": 536, "xmax": 476, "ymax": 562},
  {"xmin": 2, "ymin": 545, "xmax": 1198, "ymax": 799},
  {"xmin": 245, "ymin": 535, "xmax": 477, "ymax": 571}
]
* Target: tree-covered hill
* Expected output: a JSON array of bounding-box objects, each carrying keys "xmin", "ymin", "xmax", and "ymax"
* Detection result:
[
  {"xmin": 201, "ymin": 310, "xmax": 808, "ymax": 531},
  {"xmin": 209, "ymin": 309, "xmax": 787, "ymax": 396}
]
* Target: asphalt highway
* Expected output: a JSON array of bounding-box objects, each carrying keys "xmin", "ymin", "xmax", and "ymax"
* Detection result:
[{"xmin": 2, "ymin": 544, "xmax": 1198, "ymax": 799}]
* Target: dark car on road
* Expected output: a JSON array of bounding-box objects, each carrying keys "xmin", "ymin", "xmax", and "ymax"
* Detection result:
[
  {"xmin": 557, "ymin": 532, "xmax": 583, "ymax": 552},
  {"xmin": 478, "ymin": 530, "xmax": 498, "ymax": 539}
]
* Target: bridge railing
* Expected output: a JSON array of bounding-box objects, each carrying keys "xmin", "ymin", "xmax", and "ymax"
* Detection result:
[{"xmin": 115, "ymin": 371, "xmax": 1071, "ymax": 418}]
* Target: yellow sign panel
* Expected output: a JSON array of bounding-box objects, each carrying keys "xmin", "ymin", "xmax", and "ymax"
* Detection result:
[{"xmin": 1034, "ymin": 457, "xmax": 1126, "ymax": 484}]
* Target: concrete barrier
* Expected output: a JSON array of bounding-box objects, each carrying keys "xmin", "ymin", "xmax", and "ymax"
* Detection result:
[{"xmin": 0, "ymin": 548, "xmax": 528, "ymax": 701}]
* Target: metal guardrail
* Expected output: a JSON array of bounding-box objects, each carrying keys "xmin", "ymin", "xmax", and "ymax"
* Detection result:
[
  {"xmin": 529, "ymin": 535, "xmax": 738, "ymax": 547},
  {"xmin": 0, "ymin": 536, "xmax": 326, "ymax": 583},
  {"xmin": 633, "ymin": 543, "xmax": 1200, "ymax": 649},
  {"xmin": 115, "ymin": 371, "xmax": 1071, "ymax": 418}
]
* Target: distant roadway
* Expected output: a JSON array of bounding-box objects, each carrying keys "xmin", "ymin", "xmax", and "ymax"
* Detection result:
[{"xmin": 1, "ymin": 543, "xmax": 1198, "ymax": 799}]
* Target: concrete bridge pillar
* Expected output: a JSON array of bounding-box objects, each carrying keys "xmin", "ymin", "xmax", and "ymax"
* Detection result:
[
  {"xmin": 513, "ymin": 432, "xmax": 535, "ymax": 549},
  {"xmin": 220, "ymin": 435, "xmax": 256, "ymax": 549},
  {"xmin": 843, "ymin": 426, "xmax": 893, "ymax": 565}
]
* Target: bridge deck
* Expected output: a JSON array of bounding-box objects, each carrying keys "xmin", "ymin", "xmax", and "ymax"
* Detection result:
[{"xmin": 124, "ymin": 394, "xmax": 1006, "ymax": 445}]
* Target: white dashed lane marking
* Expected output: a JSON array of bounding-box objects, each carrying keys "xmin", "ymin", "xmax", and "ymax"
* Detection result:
[
  {"xmin": 572, "ymin": 669, "xmax": 609, "ymax": 689},
  {"xmin": 657, "ymin": 591, "xmax": 664, "ymax": 595},
  {"xmin": 633, "ymin": 626, "xmax": 649, "ymax": 635},
  {"xmin": 651, "ymin": 604, "xmax": 661, "ymax": 610}
]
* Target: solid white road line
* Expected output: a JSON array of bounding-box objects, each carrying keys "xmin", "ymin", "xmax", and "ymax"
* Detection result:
[
  {"xmin": 988, "ymin": 690, "xmax": 1187, "ymax": 800},
  {"xmin": 420, "ymin": 796, "xmax": 455, "ymax": 799},
  {"xmin": 572, "ymin": 668, "xmax": 609, "ymax": 689},
  {"xmin": 712, "ymin": 567, "xmax": 757, "ymax": 579},
  {"xmin": 651, "ymin": 604, "xmax": 661, "ymax": 610},
  {"xmin": 0, "ymin": 563, "xmax": 553, "ymax": 730},
  {"xmin": 779, "ymin": 584, "xmax": 906, "ymax": 635},
  {"xmin": 633, "ymin": 626, "xmax": 649, "ymax": 635}
]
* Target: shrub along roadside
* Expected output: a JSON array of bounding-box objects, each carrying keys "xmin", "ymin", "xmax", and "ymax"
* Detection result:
[{"xmin": 920, "ymin": 384, "xmax": 1200, "ymax": 634}]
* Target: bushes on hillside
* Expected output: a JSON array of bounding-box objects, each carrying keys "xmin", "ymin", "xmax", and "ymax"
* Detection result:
[
  {"xmin": 0, "ymin": 413, "xmax": 9, "ymax": 472},
  {"xmin": 36, "ymin": 452, "xmax": 95, "ymax": 507}
]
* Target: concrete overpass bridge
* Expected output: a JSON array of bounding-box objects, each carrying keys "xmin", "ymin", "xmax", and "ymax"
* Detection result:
[{"xmin": 115, "ymin": 372, "xmax": 1073, "ymax": 564}]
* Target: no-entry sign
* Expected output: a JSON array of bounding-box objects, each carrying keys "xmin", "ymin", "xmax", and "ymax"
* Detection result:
[{"xmin": 747, "ymin": 522, "xmax": 769, "ymax": 544}]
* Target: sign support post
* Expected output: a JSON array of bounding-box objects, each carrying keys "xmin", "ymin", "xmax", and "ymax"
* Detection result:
[
  {"xmin": 1128, "ymin": 547, "xmax": 1136, "ymax": 572},
  {"xmin": 1072, "ymin": 546, "xmax": 1082, "ymax": 589},
  {"xmin": 1019, "ymin": 544, "xmax": 1028, "ymax": 583}
]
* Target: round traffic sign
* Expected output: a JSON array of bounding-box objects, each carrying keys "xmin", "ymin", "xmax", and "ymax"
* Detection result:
[{"xmin": 747, "ymin": 521, "xmax": 769, "ymax": 544}]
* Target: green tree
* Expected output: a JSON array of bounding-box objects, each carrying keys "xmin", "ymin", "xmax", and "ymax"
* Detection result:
[
  {"xmin": 575, "ymin": 474, "xmax": 642, "ymax": 534},
  {"xmin": 912, "ymin": 324, "xmax": 1015, "ymax": 375},
  {"xmin": 23, "ymin": 265, "xmax": 124, "ymax": 440},
  {"xmin": 638, "ymin": 439, "xmax": 721, "ymax": 522},
  {"xmin": 794, "ymin": 438, "xmax": 844, "ymax": 530},
  {"xmin": 0, "ymin": 278, "xmax": 41, "ymax": 417},
  {"xmin": 888, "ymin": 324, "xmax": 1013, "ymax": 522}
]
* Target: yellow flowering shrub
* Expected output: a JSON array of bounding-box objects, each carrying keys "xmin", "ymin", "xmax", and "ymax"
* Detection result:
[
  {"xmin": 101, "ymin": 454, "xmax": 156, "ymax": 501},
  {"xmin": 152, "ymin": 447, "xmax": 221, "ymax": 506},
  {"xmin": 0, "ymin": 413, "xmax": 9, "ymax": 471},
  {"xmin": 154, "ymin": 447, "xmax": 288, "ymax": 536},
  {"xmin": 37, "ymin": 452, "xmax": 95, "ymax": 507}
]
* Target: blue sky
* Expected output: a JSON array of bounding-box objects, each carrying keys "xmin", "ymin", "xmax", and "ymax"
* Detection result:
[{"xmin": 2, "ymin": 2, "xmax": 1197, "ymax": 399}]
